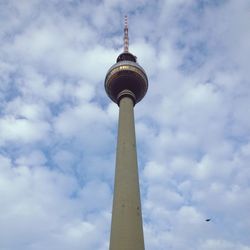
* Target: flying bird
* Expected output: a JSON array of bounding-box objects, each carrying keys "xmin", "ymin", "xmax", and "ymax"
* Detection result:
[{"xmin": 205, "ymin": 219, "xmax": 211, "ymax": 222}]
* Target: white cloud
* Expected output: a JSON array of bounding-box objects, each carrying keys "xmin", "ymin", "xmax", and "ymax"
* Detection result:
[
  {"xmin": 53, "ymin": 103, "xmax": 113, "ymax": 152},
  {"xmin": 0, "ymin": 116, "xmax": 51, "ymax": 145},
  {"xmin": 200, "ymin": 239, "xmax": 250, "ymax": 250},
  {"xmin": 0, "ymin": 154, "xmax": 110, "ymax": 250},
  {"xmin": 15, "ymin": 150, "xmax": 47, "ymax": 166}
]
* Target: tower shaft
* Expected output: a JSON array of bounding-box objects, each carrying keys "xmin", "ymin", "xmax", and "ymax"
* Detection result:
[{"xmin": 110, "ymin": 96, "xmax": 145, "ymax": 250}]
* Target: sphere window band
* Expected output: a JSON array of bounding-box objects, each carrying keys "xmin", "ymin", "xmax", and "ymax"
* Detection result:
[{"xmin": 106, "ymin": 65, "xmax": 148, "ymax": 85}]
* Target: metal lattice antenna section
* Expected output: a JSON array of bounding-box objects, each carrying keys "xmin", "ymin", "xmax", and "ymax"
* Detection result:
[{"xmin": 124, "ymin": 15, "xmax": 129, "ymax": 52}]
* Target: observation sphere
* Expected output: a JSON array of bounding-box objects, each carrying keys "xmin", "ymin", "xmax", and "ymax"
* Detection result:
[{"xmin": 105, "ymin": 52, "xmax": 148, "ymax": 105}]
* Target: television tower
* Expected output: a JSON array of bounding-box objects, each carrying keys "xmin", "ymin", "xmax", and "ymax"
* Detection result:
[{"xmin": 105, "ymin": 16, "xmax": 148, "ymax": 250}]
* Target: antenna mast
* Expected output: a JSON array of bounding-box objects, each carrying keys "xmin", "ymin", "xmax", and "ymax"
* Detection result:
[{"xmin": 124, "ymin": 15, "xmax": 129, "ymax": 52}]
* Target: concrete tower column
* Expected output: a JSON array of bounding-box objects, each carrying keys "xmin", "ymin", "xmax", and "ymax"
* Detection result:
[{"xmin": 109, "ymin": 95, "xmax": 144, "ymax": 250}]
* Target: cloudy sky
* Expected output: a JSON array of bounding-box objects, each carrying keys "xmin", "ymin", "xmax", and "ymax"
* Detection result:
[{"xmin": 0, "ymin": 0, "xmax": 250, "ymax": 249}]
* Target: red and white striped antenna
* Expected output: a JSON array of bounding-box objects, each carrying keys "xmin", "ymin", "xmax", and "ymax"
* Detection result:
[{"xmin": 124, "ymin": 15, "xmax": 129, "ymax": 52}]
